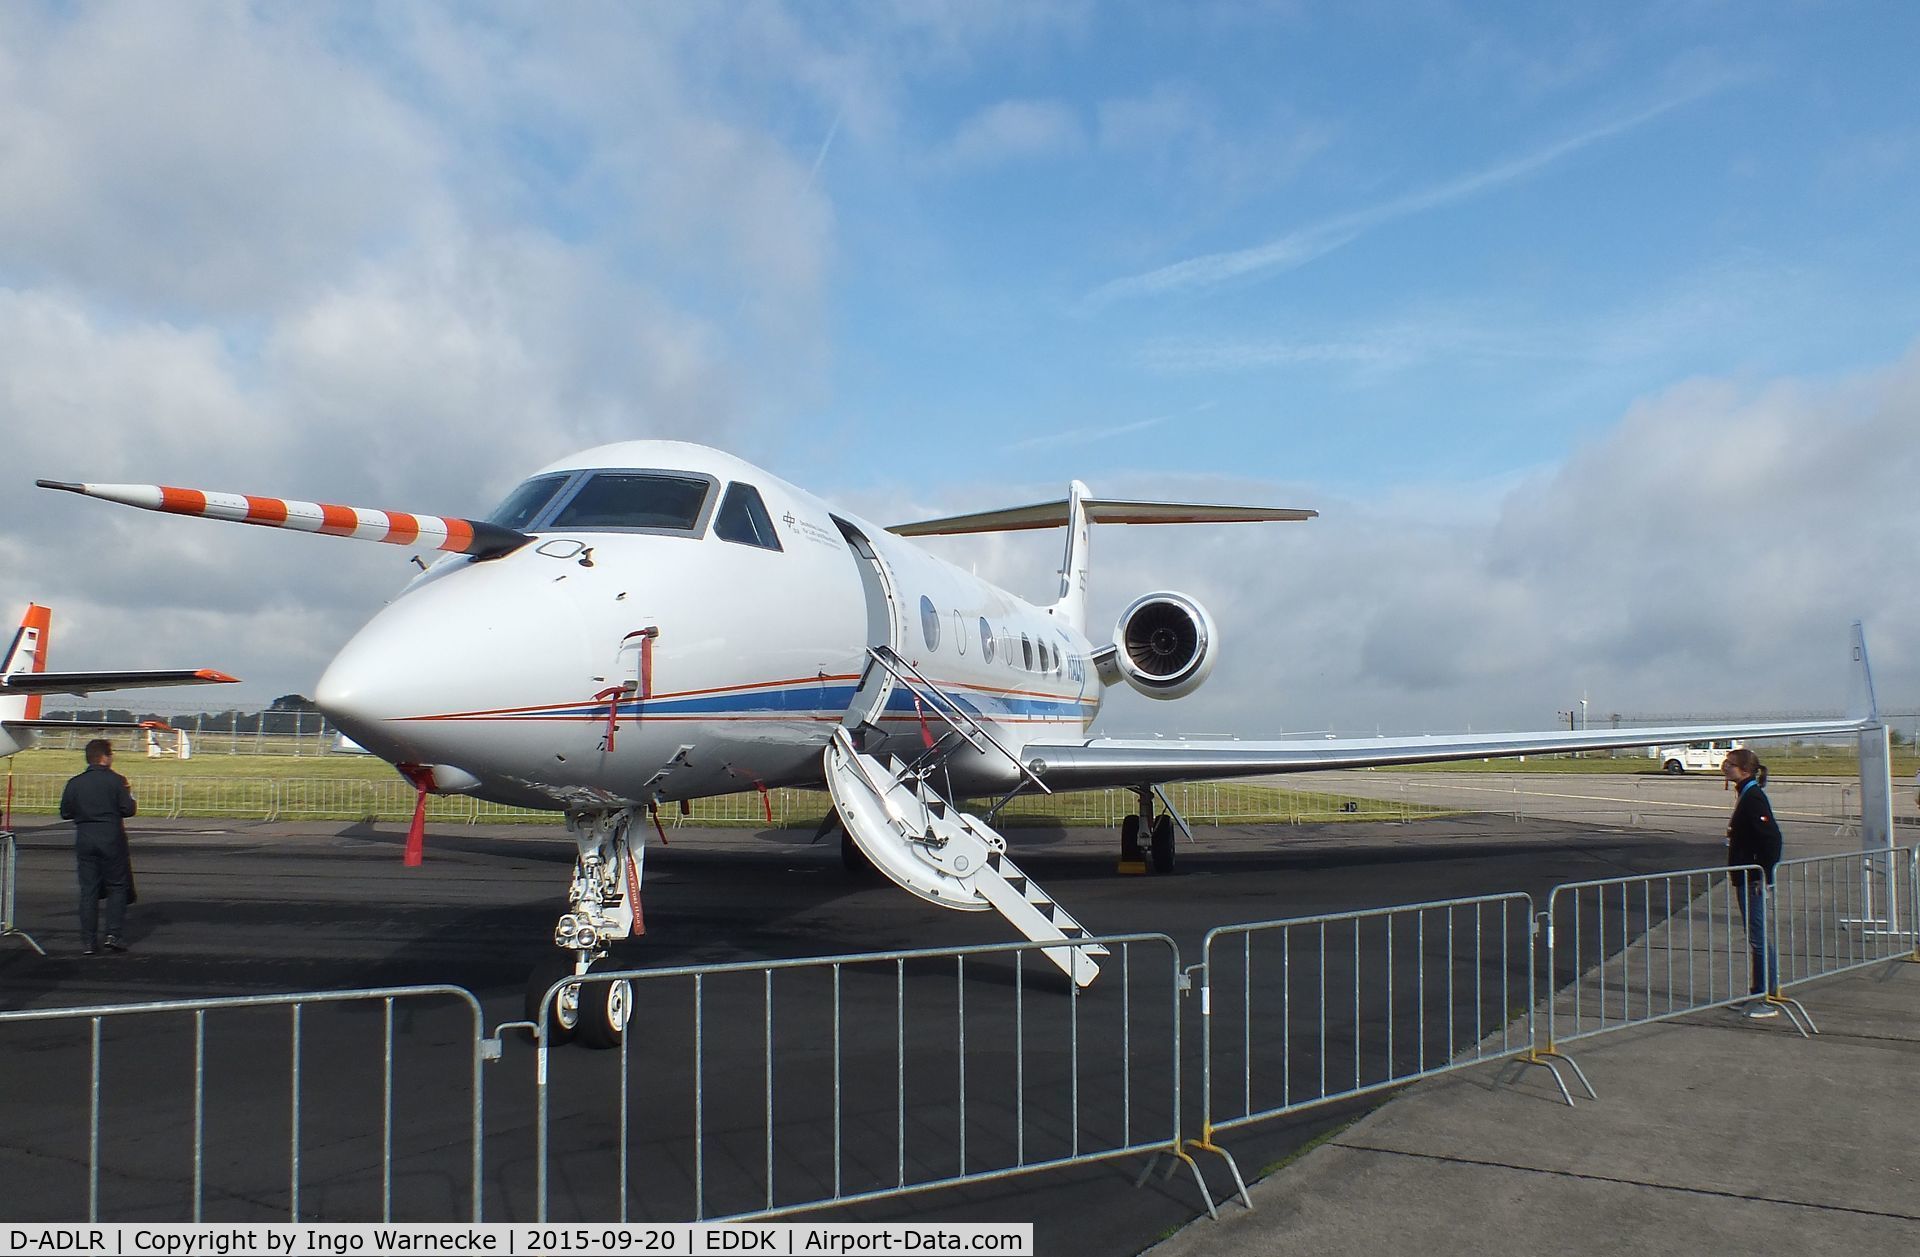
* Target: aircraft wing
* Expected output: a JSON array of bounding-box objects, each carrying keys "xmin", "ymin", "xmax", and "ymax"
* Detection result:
[
  {"xmin": 1021, "ymin": 717, "xmax": 1872, "ymax": 790},
  {"xmin": 4, "ymin": 717, "xmax": 171, "ymax": 732},
  {"xmin": 0, "ymin": 669, "xmax": 238, "ymax": 697}
]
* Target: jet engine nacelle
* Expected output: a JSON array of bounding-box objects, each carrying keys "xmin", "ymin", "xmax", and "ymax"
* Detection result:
[{"xmin": 1100, "ymin": 591, "xmax": 1217, "ymax": 700}]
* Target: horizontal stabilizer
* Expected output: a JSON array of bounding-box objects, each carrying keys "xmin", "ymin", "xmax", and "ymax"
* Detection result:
[
  {"xmin": 889, "ymin": 496, "xmax": 1315, "ymax": 537},
  {"xmin": 35, "ymin": 480, "xmax": 531, "ymax": 558},
  {"xmin": 0, "ymin": 669, "xmax": 237, "ymax": 696}
]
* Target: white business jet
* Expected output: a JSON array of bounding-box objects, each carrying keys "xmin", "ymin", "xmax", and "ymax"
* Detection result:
[
  {"xmin": 2, "ymin": 601, "xmax": 238, "ymax": 760},
  {"xmin": 37, "ymin": 443, "xmax": 1875, "ymax": 1045}
]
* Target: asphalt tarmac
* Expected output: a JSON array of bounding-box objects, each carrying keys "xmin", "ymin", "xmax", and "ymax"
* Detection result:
[{"xmin": 0, "ymin": 803, "xmax": 1731, "ymax": 1251}]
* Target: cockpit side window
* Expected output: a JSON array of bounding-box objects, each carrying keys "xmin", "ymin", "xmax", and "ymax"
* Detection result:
[
  {"xmin": 547, "ymin": 472, "xmax": 715, "ymax": 533},
  {"xmin": 713, "ymin": 482, "xmax": 783, "ymax": 551},
  {"xmin": 487, "ymin": 474, "xmax": 572, "ymax": 530}
]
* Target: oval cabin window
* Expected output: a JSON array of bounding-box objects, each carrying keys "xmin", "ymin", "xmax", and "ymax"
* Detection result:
[{"xmin": 920, "ymin": 596, "xmax": 941, "ymax": 652}]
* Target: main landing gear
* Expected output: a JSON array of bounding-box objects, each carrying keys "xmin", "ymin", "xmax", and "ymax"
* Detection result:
[
  {"xmin": 1118, "ymin": 785, "xmax": 1178, "ymax": 876},
  {"xmin": 525, "ymin": 806, "xmax": 641, "ymax": 1049}
]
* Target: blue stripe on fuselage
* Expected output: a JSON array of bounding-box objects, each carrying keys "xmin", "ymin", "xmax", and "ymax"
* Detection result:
[{"xmin": 437, "ymin": 679, "xmax": 1092, "ymax": 722}]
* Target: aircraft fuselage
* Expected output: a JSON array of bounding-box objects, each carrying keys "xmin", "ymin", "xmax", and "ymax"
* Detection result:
[{"xmin": 315, "ymin": 442, "xmax": 1100, "ymax": 811}]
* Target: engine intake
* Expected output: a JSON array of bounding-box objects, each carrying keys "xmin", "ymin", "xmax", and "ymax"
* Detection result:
[{"xmin": 1104, "ymin": 592, "xmax": 1217, "ymax": 700}]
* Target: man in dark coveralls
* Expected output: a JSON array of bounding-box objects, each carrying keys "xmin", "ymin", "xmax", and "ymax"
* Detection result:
[{"xmin": 59, "ymin": 738, "xmax": 136, "ymax": 955}]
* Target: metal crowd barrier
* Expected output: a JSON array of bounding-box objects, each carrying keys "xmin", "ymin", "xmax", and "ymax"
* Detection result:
[
  {"xmin": 0, "ymin": 830, "xmax": 46, "ymax": 954},
  {"xmin": 1773, "ymin": 845, "xmax": 1920, "ymax": 994},
  {"xmin": 1539, "ymin": 849, "xmax": 1920, "ymax": 1079},
  {"xmin": 1191, "ymin": 894, "xmax": 1560, "ymax": 1204},
  {"xmin": 0, "ymin": 985, "xmax": 488, "ymax": 1223},
  {"xmin": 1540, "ymin": 863, "xmax": 1783, "ymax": 1072},
  {"xmin": 0, "ymin": 852, "xmax": 1912, "ymax": 1225},
  {"xmin": 1, "ymin": 772, "xmax": 1450, "ymax": 829},
  {"xmin": 518, "ymin": 934, "xmax": 1201, "ymax": 1223}
]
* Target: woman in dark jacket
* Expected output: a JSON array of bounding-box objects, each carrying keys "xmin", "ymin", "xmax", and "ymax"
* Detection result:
[{"xmin": 1722, "ymin": 747, "xmax": 1782, "ymax": 1016}]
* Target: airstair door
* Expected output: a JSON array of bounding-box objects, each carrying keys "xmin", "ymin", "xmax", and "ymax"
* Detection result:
[
  {"xmin": 823, "ymin": 728, "xmax": 1104, "ymax": 986},
  {"xmin": 833, "ymin": 518, "xmax": 902, "ymax": 736}
]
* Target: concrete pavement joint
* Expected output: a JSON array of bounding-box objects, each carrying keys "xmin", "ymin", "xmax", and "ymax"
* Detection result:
[
  {"xmin": 1329, "ymin": 1140, "xmax": 1920, "ymax": 1223},
  {"xmin": 1654, "ymin": 1014, "xmax": 1920, "ymax": 1046}
]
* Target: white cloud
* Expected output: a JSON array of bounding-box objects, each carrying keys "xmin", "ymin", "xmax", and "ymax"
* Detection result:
[
  {"xmin": 0, "ymin": 4, "xmax": 858, "ymax": 705},
  {"xmin": 937, "ymin": 99, "xmax": 1085, "ymax": 169},
  {"xmin": 908, "ymin": 348, "xmax": 1920, "ymax": 737},
  {"xmin": 1084, "ymin": 76, "xmax": 1742, "ymax": 307},
  {"xmin": 0, "ymin": 6, "xmax": 446, "ymax": 312}
]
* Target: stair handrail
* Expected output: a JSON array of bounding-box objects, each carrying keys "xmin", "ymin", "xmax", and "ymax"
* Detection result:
[{"xmin": 866, "ymin": 646, "xmax": 1052, "ymax": 795}]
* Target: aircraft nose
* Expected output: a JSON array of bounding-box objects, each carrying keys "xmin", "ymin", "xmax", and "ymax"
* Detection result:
[
  {"xmin": 315, "ymin": 612, "xmax": 440, "ymax": 760},
  {"xmin": 316, "ymin": 562, "xmax": 584, "ymax": 764}
]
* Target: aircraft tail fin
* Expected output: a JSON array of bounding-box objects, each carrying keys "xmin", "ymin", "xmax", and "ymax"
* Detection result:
[
  {"xmin": 887, "ymin": 490, "xmax": 1316, "ymax": 634},
  {"xmin": 1, "ymin": 603, "xmax": 52, "ymax": 721}
]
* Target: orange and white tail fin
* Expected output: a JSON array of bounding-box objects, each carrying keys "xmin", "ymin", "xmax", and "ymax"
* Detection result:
[{"xmin": 1, "ymin": 603, "xmax": 52, "ymax": 721}]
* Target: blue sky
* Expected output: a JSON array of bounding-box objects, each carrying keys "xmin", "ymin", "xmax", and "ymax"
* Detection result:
[
  {"xmin": 1, "ymin": 1, "xmax": 1916, "ymax": 732},
  {"xmin": 791, "ymin": 3, "xmax": 1920, "ymax": 494}
]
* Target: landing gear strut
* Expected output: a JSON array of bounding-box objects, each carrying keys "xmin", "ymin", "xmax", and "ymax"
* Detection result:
[
  {"xmin": 526, "ymin": 806, "xmax": 642, "ymax": 1049},
  {"xmin": 1118, "ymin": 786, "xmax": 1179, "ymax": 875}
]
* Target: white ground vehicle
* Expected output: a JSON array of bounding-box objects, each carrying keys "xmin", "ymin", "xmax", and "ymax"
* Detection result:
[{"xmin": 1651, "ymin": 739, "xmax": 1743, "ymax": 774}]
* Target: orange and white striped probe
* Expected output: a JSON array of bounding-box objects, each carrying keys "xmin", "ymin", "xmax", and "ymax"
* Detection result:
[{"xmin": 35, "ymin": 481, "xmax": 531, "ymax": 558}]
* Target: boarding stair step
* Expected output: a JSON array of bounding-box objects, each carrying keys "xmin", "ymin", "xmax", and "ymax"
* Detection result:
[{"xmin": 823, "ymin": 727, "xmax": 1104, "ymax": 986}]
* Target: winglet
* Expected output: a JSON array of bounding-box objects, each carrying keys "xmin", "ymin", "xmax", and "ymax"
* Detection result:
[{"xmin": 1846, "ymin": 620, "xmax": 1878, "ymax": 724}]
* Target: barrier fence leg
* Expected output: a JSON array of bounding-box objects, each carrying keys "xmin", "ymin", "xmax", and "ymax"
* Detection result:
[
  {"xmin": 1515, "ymin": 910, "xmax": 1591, "ymax": 1105},
  {"xmin": 1178, "ymin": 1129, "xmax": 1246, "ymax": 1216},
  {"xmin": 1138, "ymin": 1144, "xmax": 1224, "ymax": 1220},
  {"xmin": 1175, "ymin": 968, "xmax": 1246, "ymax": 1215},
  {"xmin": 1758, "ymin": 883, "xmax": 1816, "ymax": 1037},
  {"xmin": 1508, "ymin": 1052, "xmax": 1588, "ymax": 1106},
  {"xmin": 1, "ymin": 833, "xmax": 47, "ymax": 956}
]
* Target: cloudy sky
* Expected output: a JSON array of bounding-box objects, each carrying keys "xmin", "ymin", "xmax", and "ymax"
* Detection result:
[{"xmin": 2, "ymin": 1, "xmax": 1915, "ymax": 738}]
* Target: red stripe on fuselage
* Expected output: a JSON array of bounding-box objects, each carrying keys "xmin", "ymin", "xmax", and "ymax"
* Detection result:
[{"xmin": 397, "ymin": 674, "xmax": 867, "ymax": 721}]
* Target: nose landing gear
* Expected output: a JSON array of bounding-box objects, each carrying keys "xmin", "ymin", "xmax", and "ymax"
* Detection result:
[{"xmin": 527, "ymin": 805, "xmax": 644, "ymax": 1049}]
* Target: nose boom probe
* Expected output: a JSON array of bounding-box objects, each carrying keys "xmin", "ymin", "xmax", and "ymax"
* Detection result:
[{"xmin": 35, "ymin": 480, "xmax": 531, "ymax": 558}]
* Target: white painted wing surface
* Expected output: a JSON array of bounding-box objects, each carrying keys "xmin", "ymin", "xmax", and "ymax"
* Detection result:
[
  {"xmin": 0, "ymin": 669, "xmax": 238, "ymax": 696},
  {"xmin": 1020, "ymin": 717, "xmax": 1871, "ymax": 790}
]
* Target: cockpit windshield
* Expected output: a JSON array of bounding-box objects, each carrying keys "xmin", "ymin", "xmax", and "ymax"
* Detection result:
[
  {"xmin": 486, "ymin": 475, "xmax": 570, "ymax": 530},
  {"xmin": 546, "ymin": 471, "xmax": 714, "ymax": 532}
]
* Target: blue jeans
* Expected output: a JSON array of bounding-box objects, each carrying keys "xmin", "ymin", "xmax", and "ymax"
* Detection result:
[{"xmin": 1736, "ymin": 878, "xmax": 1778, "ymax": 997}]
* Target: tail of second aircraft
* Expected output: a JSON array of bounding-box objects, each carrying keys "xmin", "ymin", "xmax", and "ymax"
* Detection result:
[{"xmin": 1, "ymin": 603, "xmax": 52, "ymax": 722}]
